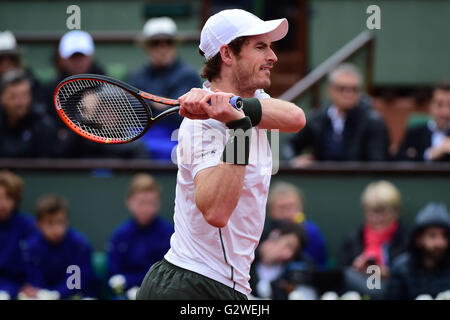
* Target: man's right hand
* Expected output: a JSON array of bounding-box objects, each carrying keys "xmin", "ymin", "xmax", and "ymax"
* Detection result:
[{"xmin": 178, "ymin": 88, "xmax": 244, "ymax": 123}]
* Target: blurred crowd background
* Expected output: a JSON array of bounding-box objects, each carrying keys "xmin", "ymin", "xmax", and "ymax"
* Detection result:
[{"xmin": 0, "ymin": 0, "xmax": 449, "ymax": 300}]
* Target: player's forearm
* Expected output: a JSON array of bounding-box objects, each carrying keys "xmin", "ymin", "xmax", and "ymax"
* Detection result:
[
  {"xmin": 195, "ymin": 163, "xmax": 246, "ymax": 228},
  {"xmin": 257, "ymin": 98, "xmax": 306, "ymax": 132}
]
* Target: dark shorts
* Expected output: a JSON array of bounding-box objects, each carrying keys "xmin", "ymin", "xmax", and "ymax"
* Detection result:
[{"xmin": 136, "ymin": 259, "xmax": 248, "ymax": 300}]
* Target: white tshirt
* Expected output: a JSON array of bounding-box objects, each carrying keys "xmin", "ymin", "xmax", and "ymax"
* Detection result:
[{"xmin": 164, "ymin": 83, "xmax": 272, "ymax": 295}]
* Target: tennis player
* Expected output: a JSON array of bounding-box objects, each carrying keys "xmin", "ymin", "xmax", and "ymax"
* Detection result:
[{"xmin": 137, "ymin": 9, "xmax": 306, "ymax": 300}]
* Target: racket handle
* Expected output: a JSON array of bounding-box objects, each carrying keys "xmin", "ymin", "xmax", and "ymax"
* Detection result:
[
  {"xmin": 207, "ymin": 96, "xmax": 243, "ymax": 110},
  {"xmin": 230, "ymin": 96, "xmax": 243, "ymax": 110}
]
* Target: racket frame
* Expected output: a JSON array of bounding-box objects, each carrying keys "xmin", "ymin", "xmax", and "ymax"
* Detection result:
[{"xmin": 54, "ymin": 74, "xmax": 178, "ymax": 144}]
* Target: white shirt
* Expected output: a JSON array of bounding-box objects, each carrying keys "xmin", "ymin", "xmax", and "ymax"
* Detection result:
[
  {"xmin": 164, "ymin": 83, "xmax": 272, "ymax": 294},
  {"xmin": 327, "ymin": 105, "xmax": 346, "ymax": 136},
  {"xmin": 424, "ymin": 120, "xmax": 450, "ymax": 161}
]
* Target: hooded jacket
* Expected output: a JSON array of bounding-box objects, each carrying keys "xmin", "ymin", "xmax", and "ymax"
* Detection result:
[{"xmin": 386, "ymin": 203, "xmax": 450, "ymax": 300}]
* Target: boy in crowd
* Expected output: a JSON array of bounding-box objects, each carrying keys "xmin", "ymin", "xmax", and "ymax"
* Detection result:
[
  {"xmin": 250, "ymin": 222, "xmax": 314, "ymax": 299},
  {"xmin": 107, "ymin": 173, "xmax": 173, "ymax": 293},
  {"xmin": 265, "ymin": 182, "xmax": 327, "ymax": 269},
  {"xmin": 20, "ymin": 194, "xmax": 98, "ymax": 299},
  {"xmin": 0, "ymin": 170, "xmax": 36, "ymax": 299}
]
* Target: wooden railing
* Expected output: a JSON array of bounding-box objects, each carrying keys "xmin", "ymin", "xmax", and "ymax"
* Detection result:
[{"xmin": 279, "ymin": 31, "xmax": 375, "ymax": 105}]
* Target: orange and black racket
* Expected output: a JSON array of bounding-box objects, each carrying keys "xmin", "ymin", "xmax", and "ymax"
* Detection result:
[{"xmin": 54, "ymin": 74, "xmax": 243, "ymax": 144}]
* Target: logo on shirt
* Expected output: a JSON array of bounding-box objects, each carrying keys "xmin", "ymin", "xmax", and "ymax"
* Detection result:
[{"xmin": 194, "ymin": 149, "xmax": 217, "ymax": 160}]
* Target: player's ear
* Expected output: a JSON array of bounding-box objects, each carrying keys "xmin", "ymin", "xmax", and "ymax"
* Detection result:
[{"xmin": 219, "ymin": 45, "xmax": 233, "ymax": 66}]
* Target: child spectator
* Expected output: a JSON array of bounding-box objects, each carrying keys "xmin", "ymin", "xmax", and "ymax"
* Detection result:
[
  {"xmin": 338, "ymin": 180, "xmax": 409, "ymax": 299},
  {"xmin": 0, "ymin": 170, "xmax": 36, "ymax": 299},
  {"xmin": 250, "ymin": 221, "xmax": 315, "ymax": 299},
  {"xmin": 107, "ymin": 173, "xmax": 173, "ymax": 295},
  {"xmin": 265, "ymin": 182, "xmax": 328, "ymax": 269},
  {"xmin": 386, "ymin": 203, "xmax": 450, "ymax": 299},
  {"xmin": 20, "ymin": 194, "xmax": 98, "ymax": 299}
]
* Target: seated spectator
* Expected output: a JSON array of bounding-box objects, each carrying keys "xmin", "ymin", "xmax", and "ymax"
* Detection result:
[
  {"xmin": 0, "ymin": 69, "xmax": 59, "ymax": 158},
  {"xmin": 250, "ymin": 221, "xmax": 315, "ymax": 300},
  {"xmin": 20, "ymin": 194, "xmax": 98, "ymax": 299},
  {"xmin": 44, "ymin": 30, "xmax": 105, "ymax": 118},
  {"xmin": 284, "ymin": 63, "xmax": 389, "ymax": 166},
  {"xmin": 43, "ymin": 30, "xmax": 148, "ymax": 159},
  {"xmin": 0, "ymin": 171, "xmax": 36, "ymax": 299},
  {"xmin": 386, "ymin": 203, "xmax": 450, "ymax": 300},
  {"xmin": 128, "ymin": 17, "xmax": 201, "ymax": 161},
  {"xmin": 265, "ymin": 182, "xmax": 327, "ymax": 269},
  {"xmin": 397, "ymin": 80, "xmax": 450, "ymax": 161},
  {"xmin": 107, "ymin": 173, "xmax": 173, "ymax": 296},
  {"xmin": 338, "ymin": 180, "xmax": 408, "ymax": 299},
  {"xmin": 0, "ymin": 31, "xmax": 44, "ymax": 106}
]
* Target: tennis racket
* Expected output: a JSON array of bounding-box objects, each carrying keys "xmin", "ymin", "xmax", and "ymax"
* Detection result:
[{"xmin": 53, "ymin": 74, "xmax": 243, "ymax": 144}]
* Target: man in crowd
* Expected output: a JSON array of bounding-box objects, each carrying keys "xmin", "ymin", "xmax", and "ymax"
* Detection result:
[
  {"xmin": 44, "ymin": 30, "xmax": 148, "ymax": 159},
  {"xmin": 0, "ymin": 31, "xmax": 44, "ymax": 106},
  {"xmin": 128, "ymin": 17, "xmax": 201, "ymax": 161},
  {"xmin": 386, "ymin": 202, "xmax": 450, "ymax": 299},
  {"xmin": 0, "ymin": 69, "xmax": 58, "ymax": 158},
  {"xmin": 397, "ymin": 80, "xmax": 450, "ymax": 161},
  {"xmin": 284, "ymin": 63, "xmax": 389, "ymax": 166}
]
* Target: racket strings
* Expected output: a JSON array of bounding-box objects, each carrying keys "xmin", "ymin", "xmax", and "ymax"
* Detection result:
[{"xmin": 57, "ymin": 79, "xmax": 149, "ymax": 141}]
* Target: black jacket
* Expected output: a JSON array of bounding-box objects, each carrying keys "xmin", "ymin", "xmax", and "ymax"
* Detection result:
[
  {"xmin": 337, "ymin": 223, "xmax": 409, "ymax": 268},
  {"xmin": 386, "ymin": 203, "xmax": 450, "ymax": 299},
  {"xmin": 284, "ymin": 102, "xmax": 390, "ymax": 161},
  {"xmin": 396, "ymin": 124, "xmax": 450, "ymax": 161},
  {"xmin": 0, "ymin": 106, "xmax": 59, "ymax": 158}
]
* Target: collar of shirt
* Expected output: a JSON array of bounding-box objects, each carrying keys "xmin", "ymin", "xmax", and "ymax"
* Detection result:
[
  {"xmin": 327, "ymin": 105, "xmax": 346, "ymax": 136},
  {"xmin": 427, "ymin": 120, "xmax": 450, "ymax": 148}
]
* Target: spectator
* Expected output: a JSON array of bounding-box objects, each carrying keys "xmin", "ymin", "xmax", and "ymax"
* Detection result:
[
  {"xmin": 21, "ymin": 194, "xmax": 98, "ymax": 299},
  {"xmin": 44, "ymin": 30, "xmax": 148, "ymax": 159},
  {"xmin": 386, "ymin": 203, "xmax": 450, "ymax": 300},
  {"xmin": 284, "ymin": 63, "xmax": 389, "ymax": 166},
  {"xmin": 338, "ymin": 180, "xmax": 408, "ymax": 299},
  {"xmin": 265, "ymin": 182, "xmax": 327, "ymax": 269},
  {"xmin": 249, "ymin": 221, "xmax": 315, "ymax": 299},
  {"xmin": 44, "ymin": 30, "xmax": 105, "ymax": 117},
  {"xmin": 0, "ymin": 30, "xmax": 44, "ymax": 106},
  {"xmin": 107, "ymin": 173, "xmax": 173, "ymax": 296},
  {"xmin": 0, "ymin": 69, "xmax": 59, "ymax": 158},
  {"xmin": 128, "ymin": 17, "xmax": 201, "ymax": 161},
  {"xmin": 0, "ymin": 171, "xmax": 36, "ymax": 299},
  {"xmin": 397, "ymin": 80, "xmax": 450, "ymax": 161}
]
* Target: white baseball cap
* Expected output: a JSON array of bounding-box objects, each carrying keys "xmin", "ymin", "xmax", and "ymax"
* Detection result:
[
  {"xmin": 142, "ymin": 17, "xmax": 177, "ymax": 40},
  {"xmin": 0, "ymin": 31, "xmax": 18, "ymax": 53},
  {"xmin": 199, "ymin": 9, "xmax": 288, "ymax": 60},
  {"xmin": 58, "ymin": 30, "xmax": 94, "ymax": 59}
]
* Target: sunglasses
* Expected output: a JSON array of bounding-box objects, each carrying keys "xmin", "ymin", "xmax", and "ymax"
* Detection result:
[
  {"xmin": 146, "ymin": 39, "xmax": 175, "ymax": 47},
  {"xmin": 332, "ymin": 84, "xmax": 360, "ymax": 94}
]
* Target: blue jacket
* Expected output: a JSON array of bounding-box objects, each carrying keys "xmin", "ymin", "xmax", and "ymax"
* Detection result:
[
  {"xmin": 107, "ymin": 216, "xmax": 174, "ymax": 289},
  {"xmin": 263, "ymin": 218, "xmax": 328, "ymax": 269},
  {"xmin": 0, "ymin": 211, "xmax": 36, "ymax": 298},
  {"xmin": 128, "ymin": 59, "xmax": 201, "ymax": 160},
  {"xmin": 302, "ymin": 221, "xmax": 328, "ymax": 269},
  {"xmin": 22, "ymin": 228, "xmax": 98, "ymax": 298}
]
